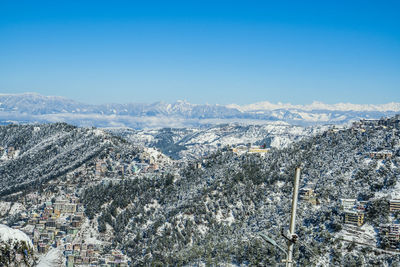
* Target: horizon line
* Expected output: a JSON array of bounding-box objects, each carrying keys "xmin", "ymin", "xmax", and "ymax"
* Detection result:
[{"xmin": 1, "ymin": 92, "xmax": 400, "ymax": 111}]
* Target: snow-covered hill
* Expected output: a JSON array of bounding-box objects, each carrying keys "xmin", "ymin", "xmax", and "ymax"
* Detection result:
[
  {"xmin": 0, "ymin": 93, "xmax": 399, "ymax": 128},
  {"xmin": 0, "ymin": 123, "xmax": 154, "ymax": 197},
  {"xmin": 0, "ymin": 224, "xmax": 35, "ymax": 266},
  {"xmin": 0, "ymin": 224, "xmax": 32, "ymax": 248},
  {"xmin": 230, "ymin": 100, "xmax": 400, "ymax": 112},
  {"xmin": 108, "ymin": 123, "xmax": 330, "ymax": 159}
]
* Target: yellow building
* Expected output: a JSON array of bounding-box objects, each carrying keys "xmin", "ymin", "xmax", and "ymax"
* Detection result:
[
  {"xmin": 248, "ymin": 148, "xmax": 269, "ymax": 153},
  {"xmin": 369, "ymin": 151, "xmax": 393, "ymax": 160},
  {"xmin": 344, "ymin": 211, "xmax": 364, "ymax": 226},
  {"xmin": 53, "ymin": 209, "xmax": 61, "ymax": 217},
  {"xmin": 390, "ymin": 199, "xmax": 400, "ymax": 212},
  {"xmin": 232, "ymin": 145, "xmax": 248, "ymax": 154}
]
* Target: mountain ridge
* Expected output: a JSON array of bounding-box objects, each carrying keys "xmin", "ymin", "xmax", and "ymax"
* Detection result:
[{"xmin": 1, "ymin": 93, "xmax": 399, "ymax": 128}]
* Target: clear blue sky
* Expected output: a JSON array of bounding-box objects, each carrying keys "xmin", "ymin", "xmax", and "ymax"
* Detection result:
[{"xmin": 0, "ymin": 0, "xmax": 399, "ymax": 105}]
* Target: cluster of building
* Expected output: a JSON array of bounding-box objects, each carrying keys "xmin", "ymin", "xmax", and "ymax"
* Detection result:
[
  {"xmin": 351, "ymin": 118, "xmax": 399, "ymax": 160},
  {"xmin": 352, "ymin": 115, "xmax": 400, "ymax": 132},
  {"xmin": 340, "ymin": 198, "xmax": 400, "ymax": 249},
  {"xmin": 10, "ymin": 192, "xmax": 130, "ymax": 266},
  {"xmin": 13, "ymin": 194, "xmax": 83, "ymax": 253},
  {"xmin": 64, "ymin": 145, "xmax": 170, "ymax": 182},
  {"xmin": 64, "ymin": 243, "xmax": 129, "ymax": 267},
  {"xmin": 94, "ymin": 157, "xmax": 162, "ymax": 179}
]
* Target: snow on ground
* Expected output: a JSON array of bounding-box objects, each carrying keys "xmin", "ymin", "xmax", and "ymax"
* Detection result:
[
  {"xmin": 362, "ymin": 224, "xmax": 378, "ymax": 240},
  {"xmin": 391, "ymin": 180, "xmax": 400, "ymax": 199},
  {"xmin": 157, "ymin": 221, "xmax": 172, "ymax": 236},
  {"xmin": 144, "ymin": 199, "xmax": 160, "ymax": 212},
  {"xmin": 93, "ymin": 128, "xmax": 105, "ymax": 136},
  {"xmin": 21, "ymin": 224, "xmax": 35, "ymax": 235},
  {"xmin": 214, "ymin": 209, "xmax": 235, "ymax": 226},
  {"xmin": 73, "ymin": 218, "xmax": 105, "ymax": 246},
  {"xmin": 37, "ymin": 248, "xmax": 64, "ymax": 267},
  {"xmin": 0, "ymin": 202, "xmax": 11, "ymax": 216},
  {"xmin": 0, "ymin": 150, "xmax": 8, "ymax": 160},
  {"xmin": 337, "ymin": 224, "xmax": 376, "ymax": 246},
  {"xmin": 224, "ymin": 210, "xmax": 235, "ymax": 225},
  {"xmin": 9, "ymin": 202, "xmax": 26, "ymax": 215},
  {"xmin": 378, "ymin": 171, "xmax": 400, "ymax": 199},
  {"xmin": 146, "ymin": 147, "xmax": 162, "ymax": 159},
  {"xmin": 0, "ymin": 224, "xmax": 33, "ymax": 248},
  {"xmin": 375, "ymin": 159, "xmax": 386, "ymax": 170},
  {"xmin": 373, "ymin": 160, "xmax": 400, "ymax": 199},
  {"xmin": 197, "ymin": 224, "xmax": 209, "ymax": 235},
  {"xmin": 276, "ymin": 181, "xmax": 285, "ymax": 188},
  {"xmin": 296, "ymin": 112, "xmax": 331, "ymax": 122}
]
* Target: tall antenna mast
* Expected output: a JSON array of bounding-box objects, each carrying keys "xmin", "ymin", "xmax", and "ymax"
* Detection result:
[{"xmin": 285, "ymin": 167, "xmax": 301, "ymax": 267}]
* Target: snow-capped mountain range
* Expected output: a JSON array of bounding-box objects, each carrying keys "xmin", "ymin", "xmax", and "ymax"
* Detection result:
[
  {"xmin": 0, "ymin": 93, "xmax": 399, "ymax": 128},
  {"xmin": 228, "ymin": 101, "xmax": 400, "ymax": 112}
]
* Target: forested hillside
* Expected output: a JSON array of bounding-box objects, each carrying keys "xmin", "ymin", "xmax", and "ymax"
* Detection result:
[
  {"xmin": 0, "ymin": 123, "xmax": 141, "ymax": 198},
  {"xmin": 82, "ymin": 117, "xmax": 400, "ymax": 266}
]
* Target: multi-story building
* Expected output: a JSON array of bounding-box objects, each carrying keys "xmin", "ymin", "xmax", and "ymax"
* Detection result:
[
  {"xmin": 95, "ymin": 160, "xmax": 107, "ymax": 177},
  {"xmin": 390, "ymin": 224, "xmax": 400, "ymax": 243},
  {"xmin": 390, "ymin": 199, "xmax": 400, "ymax": 212},
  {"xmin": 340, "ymin": 199, "xmax": 356, "ymax": 210},
  {"xmin": 368, "ymin": 151, "xmax": 393, "ymax": 160},
  {"xmin": 380, "ymin": 224, "xmax": 400, "ymax": 248},
  {"xmin": 63, "ymin": 203, "xmax": 77, "ymax": 213},
  {"xmin": 344, "ymin": 211, "xmax": 364, "ymax": 226}
]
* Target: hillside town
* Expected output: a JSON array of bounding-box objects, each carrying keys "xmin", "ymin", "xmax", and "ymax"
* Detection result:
[
  {"xmin": 1, "ymin": 115, "xmax": 400, "ymax": 266},
  {"xmin": 0, "ymin": 138, "xmax": 173, "ymax": 266}
]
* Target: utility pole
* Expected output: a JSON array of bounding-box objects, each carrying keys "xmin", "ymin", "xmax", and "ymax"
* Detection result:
[{"xmin": 285, "ymin": 167, "xmax": 301, "ymax": 267}]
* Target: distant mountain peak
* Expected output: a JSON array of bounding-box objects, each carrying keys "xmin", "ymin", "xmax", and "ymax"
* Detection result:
[
  {"xmin": 237, "ymin": 100, "xmax": 400, "ymax": 112},
  {"xmin": 0, "ymin": 92, "xmax": 399, "ymax": 128}
]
